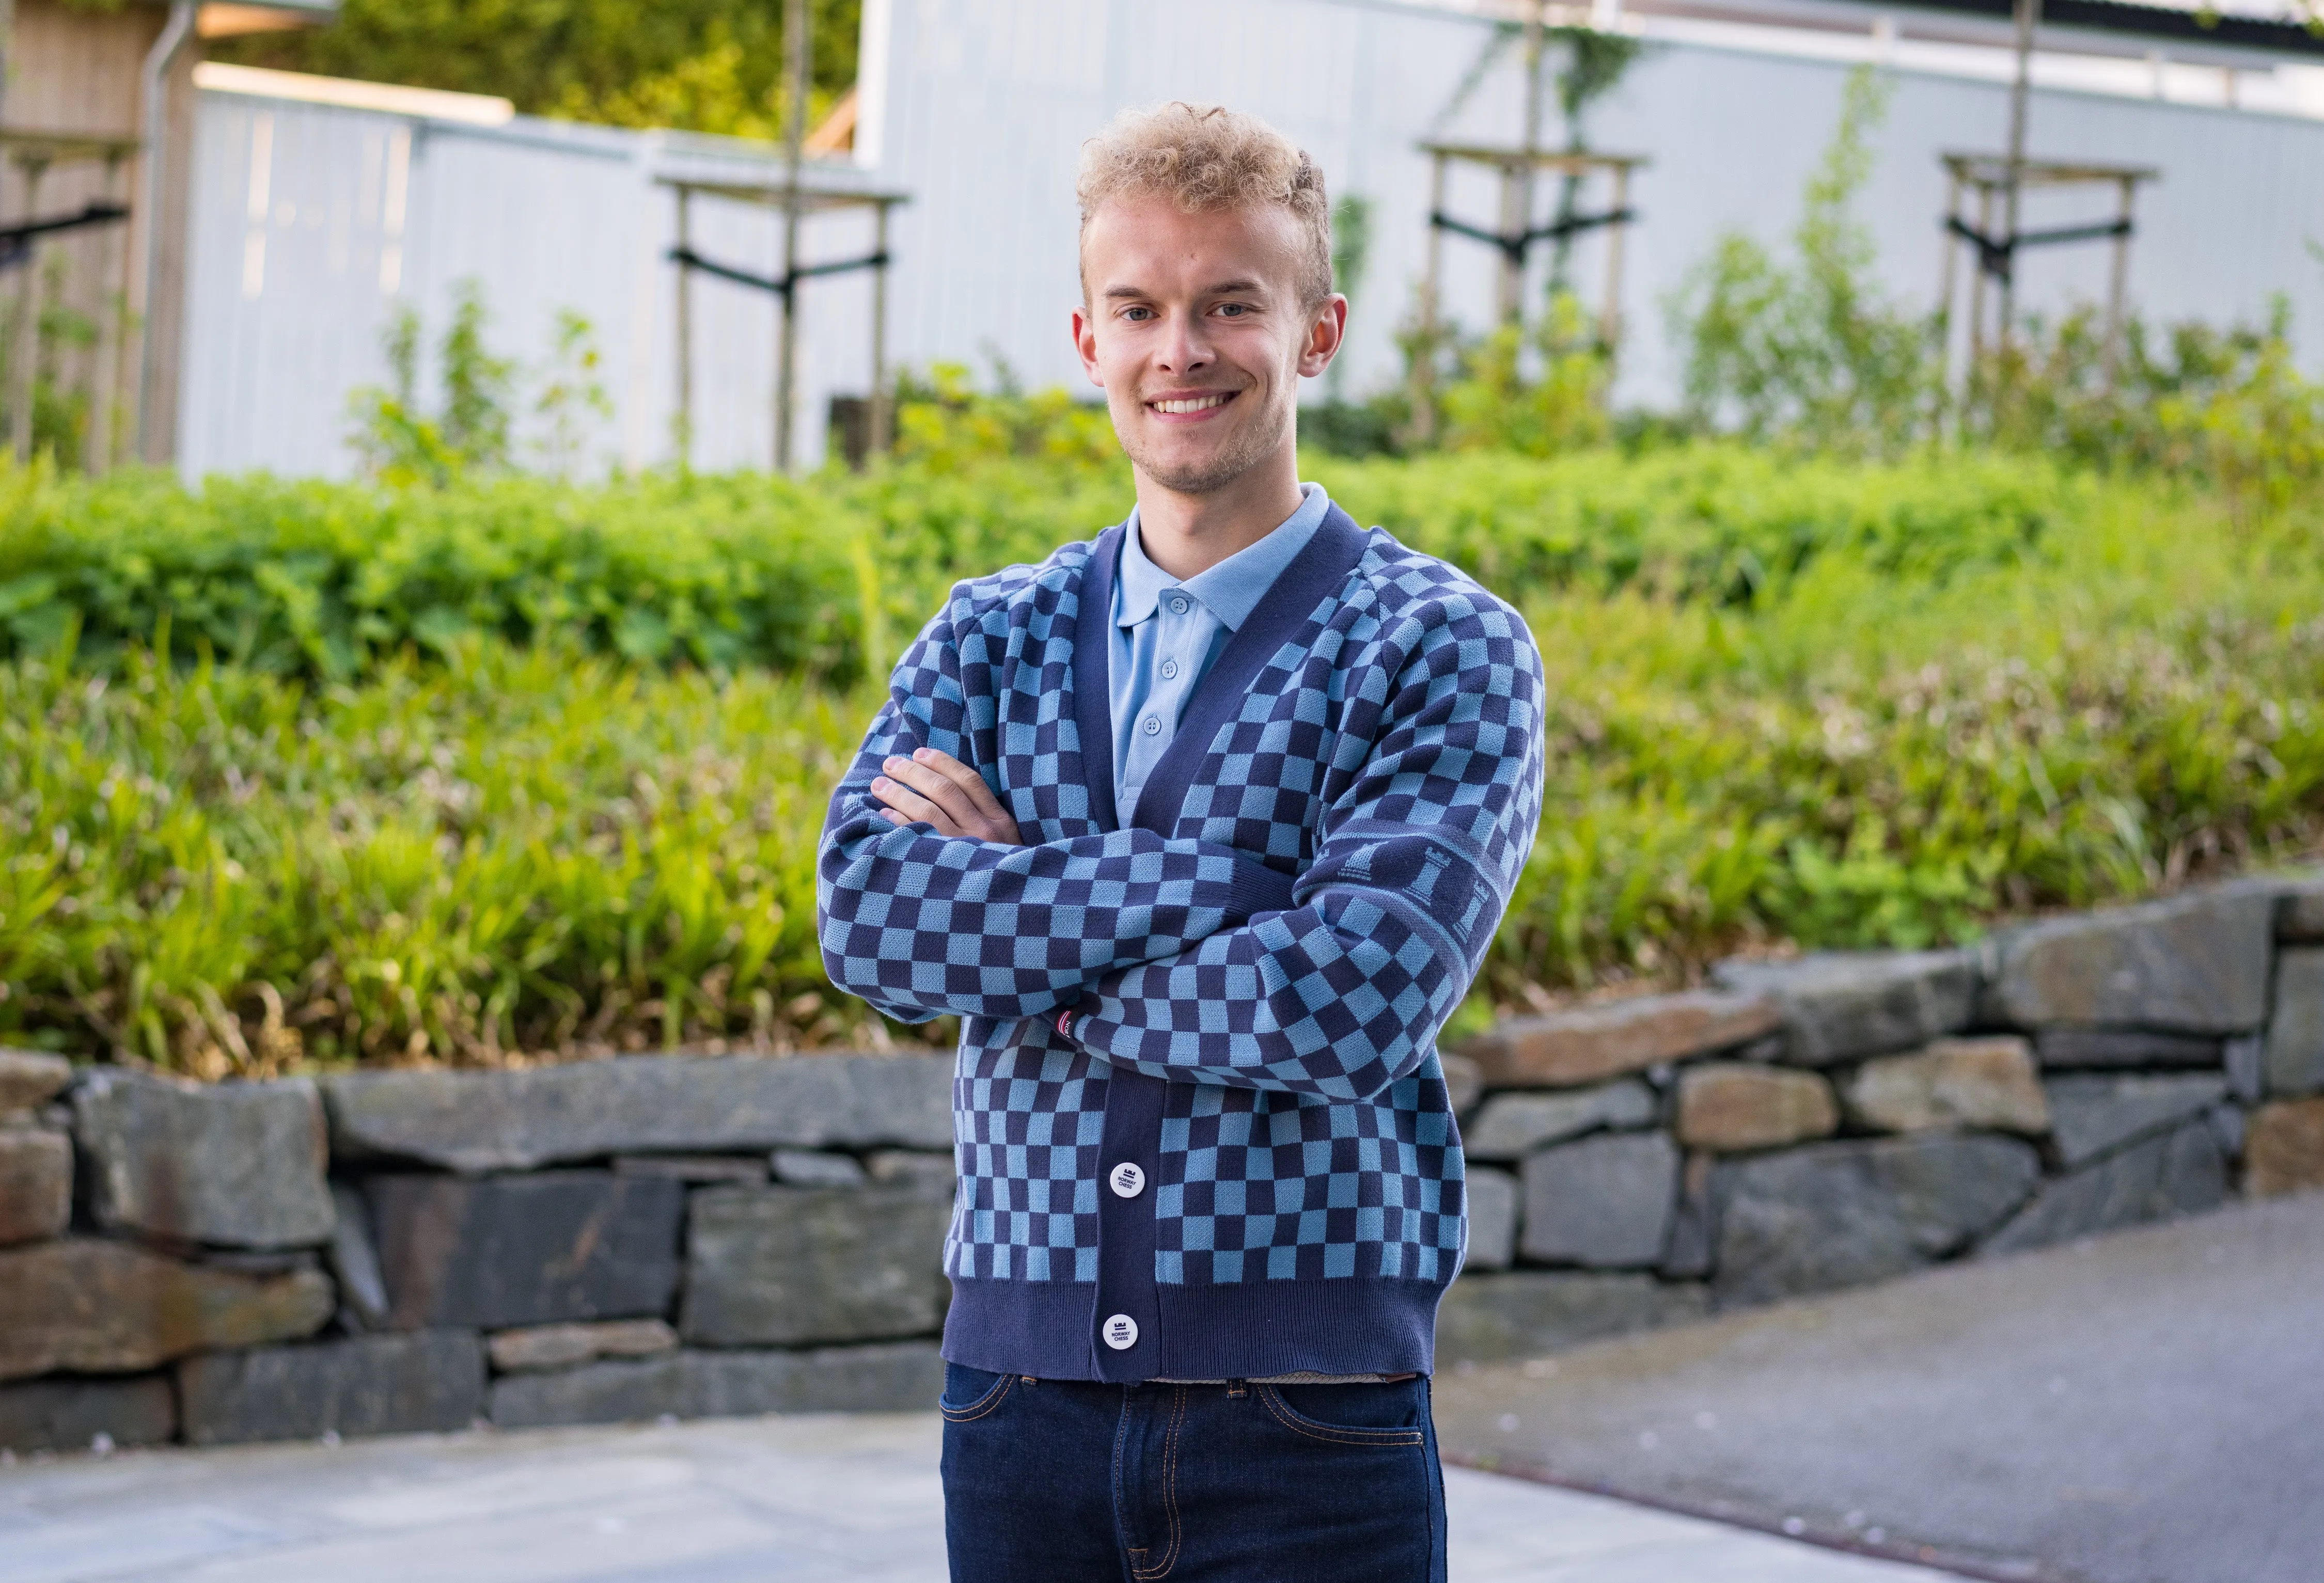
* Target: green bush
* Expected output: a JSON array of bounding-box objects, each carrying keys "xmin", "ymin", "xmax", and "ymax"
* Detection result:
[
  {"xmin": 0, "ymin": 441, "xmax": 2079, "ymax": 687},
  {"xmin": 0, "ymin": 640, "xmax": 885, "ymax": 1071},
  {"xmin": 5, "ymin": 446, "xmax": 2320, "ymax": 1070},
  {"xmin": 0, "ymin": 463, "xmax": 861, "ymax": 681}
]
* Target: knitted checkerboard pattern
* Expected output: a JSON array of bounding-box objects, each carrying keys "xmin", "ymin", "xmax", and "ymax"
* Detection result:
[{"xmin": 819, "ymin": 528, "xmax": 1543, "ymax": 1287}]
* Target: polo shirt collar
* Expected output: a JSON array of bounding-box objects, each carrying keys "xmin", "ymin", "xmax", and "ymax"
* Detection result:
[{"xmin": 1116, "ymin": 482, "xmax": 1331, "ymax": 632}]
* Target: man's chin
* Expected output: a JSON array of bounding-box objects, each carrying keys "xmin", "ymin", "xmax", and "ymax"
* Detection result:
[{"xmin": 1123, "ymin": 421, "xmax": 1284, "ymax": 496}]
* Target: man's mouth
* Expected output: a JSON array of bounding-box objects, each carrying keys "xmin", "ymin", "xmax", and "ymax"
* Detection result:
[{"xmin": 1148, "ymin": 392, "xmax": 1235, "ymax": 415}]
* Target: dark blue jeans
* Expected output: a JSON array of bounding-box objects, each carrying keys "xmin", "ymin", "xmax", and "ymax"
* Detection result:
[{"xmin": 940, "ymin": 1362, "xmax": 1448, "ymax": 1583}]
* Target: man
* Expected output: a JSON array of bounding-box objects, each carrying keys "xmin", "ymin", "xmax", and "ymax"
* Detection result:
[{"xmin": 818, "ymin": 102, "xmax": 1544, "ymax": 1582}]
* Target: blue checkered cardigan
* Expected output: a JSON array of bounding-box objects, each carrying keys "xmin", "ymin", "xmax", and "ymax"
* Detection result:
[{"xmin": 818, "ymin": 503, "xmax": 1544, "ymax": 1382}]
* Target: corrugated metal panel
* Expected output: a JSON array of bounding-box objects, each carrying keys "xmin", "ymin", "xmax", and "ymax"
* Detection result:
[
  {"xmin": 178, "ymin": 94, "xmax": 893, "ymax": 477},
  {"xmin": 868, "ymin": 0, "xmax": 2324, "ymax": 408},
  {"xmin": 175, "ymin": 4, "xmax": 2324, "ymax": 478}
]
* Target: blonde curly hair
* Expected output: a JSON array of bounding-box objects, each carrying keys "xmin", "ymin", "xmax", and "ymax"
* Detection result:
[{"xmin": 1076, "ymin": 102, "xmax": 1333, "ymax": 306}]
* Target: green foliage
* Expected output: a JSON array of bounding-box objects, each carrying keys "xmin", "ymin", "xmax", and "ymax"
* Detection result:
[
  {"xmin": 1547, "ymin": 25, "xmax": 1645, "ymax": 130},
  {"xmin": 0, "ymin": 639, "xmax": 908, "ymax": 1071},
  {"xmin": 1, "ymin": 254, "xmax": 103, "ymax": 470},
  {"xmin": 7, "ymin": 442, "xmax": 2322, "ymax": 1067},
  {"xmin": 1477, "ymin": 485, "xmax": 2324, "ymax": 996},
  {"xmin": 1962, "ymin": 299, "xmax": 2324, "ymax": 518},
  {"xmin": 1670, "ymin": 67, "xmax": 1935, "ymax": 454},
  {"xmin": 0, "ymin": 461, "xmax": 860, "ymax": 683},
  {"xmin": 348, "ymin": 283, "xmax": 517, "ymax": 487},
  {"xmin": 532, "ymin": 310, "xmax": 615, "ymax": 477},
  {"xmin": 1309, "ymin": 441, "xmax": 2077, "ymax": 607},
  {"xmin": 888, "ymin": 363, "xmax": 1121, "ymax": 474},
  {"xmin": 1436, "ymin": 293, "xmax": 1614, "ymax": 456},
  {"xmin": 213, "ymin": 0, "xmax": 862, "ymax": 141}
]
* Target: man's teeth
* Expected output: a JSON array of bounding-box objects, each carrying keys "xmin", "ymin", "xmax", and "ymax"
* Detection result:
[{"xmin": 1154, "ymin": 394, "xmax": 1230, "ymax": 414}]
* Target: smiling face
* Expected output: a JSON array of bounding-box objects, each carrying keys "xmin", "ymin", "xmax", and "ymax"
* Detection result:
[{"xmin": 1073, "ymin": 196, "xmax": 1344, "ymax": 497}]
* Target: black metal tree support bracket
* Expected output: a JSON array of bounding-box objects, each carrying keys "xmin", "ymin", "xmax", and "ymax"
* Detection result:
[
  {"xmin": 0, "ymin": 202, "xmax": 131, "ymax": 272},
  {"xmin": 666, "ymin": 245, "xmax": 891, "ymax": 300},
  {"xmin": 1428, "ymin": 207, "xmax": 1637, "ymax": 268},
  {"xmin": 1943, "ymin": 213, "xmax": 2133, "ymax": 285}
]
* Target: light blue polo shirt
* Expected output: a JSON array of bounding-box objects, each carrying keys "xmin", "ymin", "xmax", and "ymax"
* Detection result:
[{"xmin": 1109, "ymin": 482, "xmax": 1331, "ymax": 821}]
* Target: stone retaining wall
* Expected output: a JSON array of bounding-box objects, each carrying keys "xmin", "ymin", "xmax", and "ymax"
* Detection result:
[{"xmin": 5, "ymin": 874, "xmax": 2323, "ymax": 1454}]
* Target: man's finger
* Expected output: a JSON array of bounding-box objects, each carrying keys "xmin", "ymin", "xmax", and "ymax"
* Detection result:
[
  {"xmin": 912, "ymin": 748, "xmax": 1009, "ymax": 821},
  {"xmin": 881, "ymin": 756, "xmax": 982, "ymax": 830},
  {"xmin": 869, "ymin": 775, "xmax": 958, "ymax": 835}
]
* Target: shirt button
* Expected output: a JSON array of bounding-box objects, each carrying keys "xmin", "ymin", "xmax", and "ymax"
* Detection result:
[
  {"xmin": 1170, "ymin": 596, "xmax": 1190, "ymax": 615},
  {"xmin": 1159, "ymin": 658, "xmax": 1179, "ymax": 680},
  {"xmin": 1109, "ymin": 1162, "xmax": 1145, "ymax": 1198},
  {"xmin": 1102, "ymin": 1313, "xmax": 1139, "ymax": 1350},
  {"xmin": 1142, "ymin": 715, "xmax": 1161, "ymax": 736}
]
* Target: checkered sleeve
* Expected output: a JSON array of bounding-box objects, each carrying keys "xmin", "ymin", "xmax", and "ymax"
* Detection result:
[
  {"xmin": 1067, "ymin": 585, "xmax": 1545, "ymax": 1102},
  {"xmin": 818, "ymin": 606, "xmax": 1296, "ymax": 1025}
]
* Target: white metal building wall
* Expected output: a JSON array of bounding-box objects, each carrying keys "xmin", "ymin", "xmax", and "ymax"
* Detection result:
[
  {"xmin": 176, "ymin": 2, "xmax": 2324, "ymax": 478},
  {"xmin": 863, "ymin": 0, "xmax": 2324, "ymax": 411},
  {"xmin": 178, "ymin": 93, "xmax": 891, "ymax": 478}
]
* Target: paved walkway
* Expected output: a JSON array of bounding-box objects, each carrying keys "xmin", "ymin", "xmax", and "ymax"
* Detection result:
[
  {"xmin": 1434, "ymin": 1191, "xmax": 2324, "ymax": 1583},
  {"xmin": 0, "ymin": 1410, "xmax": 1951, "ymax": 1583}
]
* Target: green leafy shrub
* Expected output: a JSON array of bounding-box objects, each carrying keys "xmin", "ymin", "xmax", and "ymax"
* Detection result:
[
  {"xmin": 5, "ymin": 442, "xmax": 2322, "ymax": 1070},
  {"xmin": 1669, "ymin": 67, "xmax": 1935, "ymax": 455},
  {"xmin": 0, "ymin": 462, "xmax": 862, "ymax": 681}
]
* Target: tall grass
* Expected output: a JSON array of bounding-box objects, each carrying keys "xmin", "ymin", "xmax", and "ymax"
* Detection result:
[{"xmin": 2, "ymin": 452, "xmax": 2319, "ymax": 1071}]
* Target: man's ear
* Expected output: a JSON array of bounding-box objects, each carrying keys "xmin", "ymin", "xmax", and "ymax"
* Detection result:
[
  {"xmin": 1297, "ymin": 294, "xmax": 1349, "ymax": 380},
  {"xmin": 1072, "ymin": 304, "xmax": 1105, "ymax": 387}
]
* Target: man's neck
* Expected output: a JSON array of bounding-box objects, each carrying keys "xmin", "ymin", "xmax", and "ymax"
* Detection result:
[{"xmin": 1130, "ymin": 446, "xmax": 1305, "ymax": 582}]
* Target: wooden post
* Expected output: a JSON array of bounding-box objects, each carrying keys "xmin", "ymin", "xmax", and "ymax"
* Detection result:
[
  {"xmin": 1997, "ymin": 0, "xmax": 2040, "ymax": 344},
  {"xmin": 89, "ymin": 151, "xmax": 131, "ymax": 473},
  {"xmin": 774, "ymin": 0, "xmax": 809, "ymax": 472},
  {"xmin": 1968, "ymin": 180, "xmax": 1993, "ymax": 364},
  {"xmin": 1599, "ymin": 161, "xmax": 1630, "ymax": 351},
  {"xmin": 2103, "ymin": 173, "xmax": 2135, "ymax": 385},
  {"xmin": 674, "ymin": 184, "xmax": 693, "ymax": 466},
  {"xmin": 869, "ymin": 199, "xmax": 891, "ymax": 458},
  {"xmin": 1410, "ymin": 149, "xmax": 1448, "ymax": 446},
  {"xmin": 1498, "ymin": 0, "xmax": 1548, "ymax": 324},
  {"xmin": 11, "ymin": 156, "xmax": 45, "ymax": 461},
  {"xmin": 1936, "ymin": 168, "xmax": 1960, "ymax": 391},
  {"xmin": 135, "ymin": 0, "xmax": 197, "ymax": 464}
]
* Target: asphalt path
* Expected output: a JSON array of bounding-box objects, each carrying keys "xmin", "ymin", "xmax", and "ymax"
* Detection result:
[{"xmin": 1432, "ymin": 1190, "xmax": 2324, "ymax": 1583}]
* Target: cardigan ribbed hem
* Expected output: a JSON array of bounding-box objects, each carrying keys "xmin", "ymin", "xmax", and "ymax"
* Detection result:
[{"xmin": 940, "ymin": 1274, "xmax": 1447, "ymax": 1383}]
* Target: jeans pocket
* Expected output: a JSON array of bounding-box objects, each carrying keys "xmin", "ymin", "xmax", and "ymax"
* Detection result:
[
  {"xmin": 939, "ymin": 1362, "xmax": 1015, "ymax": 1422},
  {"xmin": 1254, "ymin": 1382, "xmax": 1426, "ymax": 1447}
]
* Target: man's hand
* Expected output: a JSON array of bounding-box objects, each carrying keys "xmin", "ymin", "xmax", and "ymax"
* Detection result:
[{"xmin": 870, "ymin": 748, "xmax": 1022, "ymax": 845}]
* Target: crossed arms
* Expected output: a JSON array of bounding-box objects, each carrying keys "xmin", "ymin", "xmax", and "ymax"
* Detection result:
[{"xmin": 815, "ymin": 597, "xmax": 1542, "ymax": 1103}]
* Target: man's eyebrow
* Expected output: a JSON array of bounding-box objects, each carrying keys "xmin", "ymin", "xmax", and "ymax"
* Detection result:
[{"xmin": 1101, "ymin": 278, "xmax": 1270, "ymax": 300}]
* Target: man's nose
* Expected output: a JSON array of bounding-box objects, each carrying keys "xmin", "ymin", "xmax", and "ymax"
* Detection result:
[{"xmin": 1155, "ymin": 311, "xmax": 1212, "ymax": 373}]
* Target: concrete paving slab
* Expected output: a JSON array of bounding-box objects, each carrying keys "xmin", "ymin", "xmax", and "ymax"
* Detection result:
[
  {"xmin": 1433, "ymin": 1190, "xmax": 2324, "ymax": 1583},
  {"xmin": 0, "ymin": 1407, "xmax": 1952, "ymax": 1583}
]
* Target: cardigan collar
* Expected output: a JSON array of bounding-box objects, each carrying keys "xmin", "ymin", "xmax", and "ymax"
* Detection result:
[{"xmin": 1071, "ymin": 502, "xmax": 1371, "ymax": 838}]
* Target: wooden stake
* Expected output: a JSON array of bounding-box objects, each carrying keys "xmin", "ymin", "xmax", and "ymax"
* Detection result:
[{"xmin": 775, "ymin": 0, "xmax": 809, "ymax": 472}]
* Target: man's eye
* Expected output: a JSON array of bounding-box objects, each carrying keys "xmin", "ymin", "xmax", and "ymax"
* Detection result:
[
  {"xmin": 1123, "ymin": 306, "xmax": 1155, "ymax": 321},
  {"xmin": 1216, "ymin": 304, "xmax": 1250, "ymax": 317}
]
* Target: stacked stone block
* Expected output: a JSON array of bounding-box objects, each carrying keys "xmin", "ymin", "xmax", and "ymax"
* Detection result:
[
  {"xmin": 1, "ymin": 1053, "xmax": 953, "ymax": 1454},
  {"xmin": 1434, "ymin": 872, "xmax": 2324, "ymax": 1362},
  {"xmin": 4, "ymin": 871, "xmax": 2322, "ymax": 1451}
]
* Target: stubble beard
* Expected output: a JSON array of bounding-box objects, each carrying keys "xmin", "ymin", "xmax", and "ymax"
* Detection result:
[{"xmin": 1118, "ymin": 384, "xmax": 1293, "ymax": 496}]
